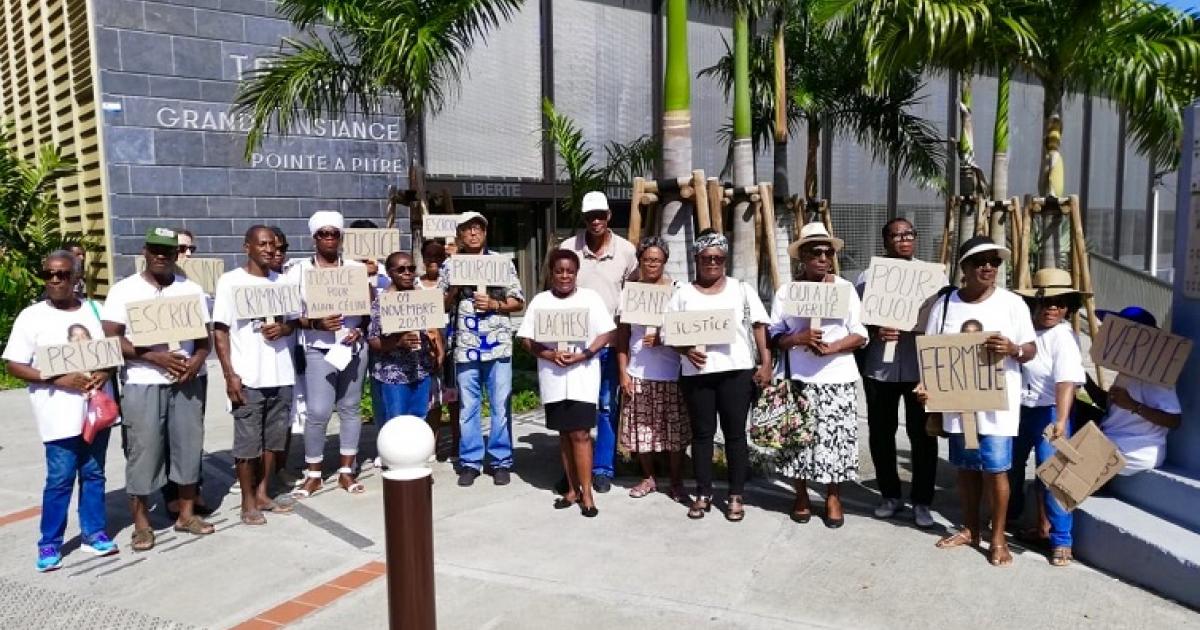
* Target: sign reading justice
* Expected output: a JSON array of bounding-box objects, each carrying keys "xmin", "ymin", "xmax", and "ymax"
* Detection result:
[
  {"xmin": 379, "ymin": 289, "xmax": 446, "ymax": 334},
  {"xmin": 1089, "ymin": 315, "xmax": 1193, "ymax": 387},
  {"xmin": 35, "ymin": 338, "xmax": 125, "ymax": 378},
  {"xmin": 342, "ymin": 228, "xmax": 402, "ymax": 261},
  {"xmin": 125, "ymin": 295, "xmax": 210, "ymax": 347},
  {"xmin": 304, "ymin": 266, "xmax": 371, "ymax": 318},
  {"xmin": 619, "ymin": 283, "xmax": 673, "ymax": 327},
  {"xmin": 663, "ymin": 309, "xmax": 735, "ymax": 350}
]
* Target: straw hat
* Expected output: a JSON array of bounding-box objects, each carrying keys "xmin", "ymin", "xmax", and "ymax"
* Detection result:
[
  {"xmin": 788, "ymin": 222, "xmax": 844, "ymax": 258},
  {"xmin": 1016, "ymin": 267, "xmax": 1092, "ymax": 298}
]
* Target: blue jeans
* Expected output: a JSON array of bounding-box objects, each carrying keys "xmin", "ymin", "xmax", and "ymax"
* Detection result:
[
  {"xmin": 592, "ymin": 348, "xmax": 620, "ymax": 478},
  {"xmin": 1009, "ymin": 405, "xmax": 1074, "ymax": 548},
  {"xmin": 457, "ymin": 358, "xmax": 513, "ymax": 471},
  {"xmin": 40, "ymin": 430, "xmax": 111, "ymax": 548},
  {"xmin": 378, "ymin": 377, "xmax": 432, "ymax": 426}
]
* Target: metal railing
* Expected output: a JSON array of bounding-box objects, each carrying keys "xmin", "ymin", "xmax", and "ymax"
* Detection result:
[{"xmin": 1089, "ymin": 253, "xmax": 1174, "ymax": 327}]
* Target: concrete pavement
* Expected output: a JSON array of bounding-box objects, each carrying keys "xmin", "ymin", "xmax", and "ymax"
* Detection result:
[{"xmin": 0, "ymin": 370, "xmax": 1196, "ymax": 629}]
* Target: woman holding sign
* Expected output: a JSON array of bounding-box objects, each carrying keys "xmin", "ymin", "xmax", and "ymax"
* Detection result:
[
  {"xmin": 769, "ymin": 224, "xmax": 867, "ymax": 529},
  {"xmin": 919, "ymin": 236, "xmax": 1036, "ymax": 567},
  {"xmin": 517, "ymin": 250, "xmax": 615, "ymax": 517},
  {"xmin": 667, "ymin": 230, "xmax": 773, "ymax": 522},
  {"xmin": 3, "ymin": 252, "xmax": 120, "ymax": 570}
]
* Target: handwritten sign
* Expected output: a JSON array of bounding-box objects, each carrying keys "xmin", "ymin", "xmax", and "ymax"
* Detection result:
[
  {"xmin": 663, "ymin": 310, "xmax": 735, "ymax": 348},
  {"xmin": 1037, "ymin": 421, "xmax": 1127, "ymax": 511},
  {"xmin": 445, "ymin": 255, "xmax": 513, "ymax": 287},
  {"xmin": 423, "ymin": 214, "xmax": 461, "ymax": 239},
  {"xmin": 232, "ymin": 283, "xmax": 303, "ymax": 320},
  {"xmin": 304, "ymin": 266, "xmax": 372, "ymax": 318},
  {"xmin": 780, "ymin": 282, "xmax": 851, "ymax": 319},
  {"xmin": 619, "ymin": 283, "xmax": 673, "ymax": 327},
  {"xmin": 916, "ymin": 332, "xmax": 1008, "ymax": 412},
  {"xmin": 1089, "ymin": 315, "xmax": 1193, "ymax": 387},
  {"xmin": 342, "ymin": 228, "xmax": 402, "ymax": 261},
  {"xmin": 379, "ymin": 289, "xmax": 446, "ymax": 334},
  {"xmin": 533, "ymin": 308, "xmax": 590, "ymax": 349},
  {"xmin": 136, "ymin": 257, "xmax": 225, "ymax": 295},
  {"xmin": 126, "ymin": 295, "xmax": 210, "ymax": 347},
  {"xmin": 35, "ymin": 338, "xmax": 124, "ymax": 378},
  {"xmin": 861, "ymin": 257, "xmax": 945, "ymax": 329}
]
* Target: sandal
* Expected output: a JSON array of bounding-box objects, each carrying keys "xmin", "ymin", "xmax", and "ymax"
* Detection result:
[
  {"xmin": 259, "ymin": 500, "xmax": 294, "ymax": 514},
  {"xmin": 725, "ymin": 495, "xmax": 745, "ymax": 522},
  {"xmin": 291, "ymin": 470, "xmax": 324, "ymax": 499},
  {"xmin": 338, "ymin": 467, "xmax": 366, "ymax": 494},
  {"xmin": 935, "ymin": 530, "xmax": 981, "ymax": 549},
  {"xmin": 173, "ymin": 515, "xmax": 215, "ymax": 536},
  {"xmin": 687, "ymin": 496, "xmax": 712, "ymax": 520},
  {"xmin": 240, "ymin": 510, "xmax": 267, "ymax": 526},
  {"xmin": 1050, "ymin": 546, "xmax": 1073, "ymax": 567},
  {"xmin": 791, "ymin": 496, "xmax": 812, "ymax": 524},
  {"xmin": 628, "ymin": 479, "xmax": 657, "ymax": 499},
  {"xmin": 131, "ymin": 527, "xmax": 155, "ymax": 552},
  {"xmin": 989, "ymin": 543, "xmax": 1014, "ymax": 567}
]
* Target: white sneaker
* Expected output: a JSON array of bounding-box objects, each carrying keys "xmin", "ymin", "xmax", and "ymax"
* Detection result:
[
  {"xmin": 874, "ymin": 498, "xmax": 901, "ymax": 518},
  {"xmin": 913, "ymin": 504, "xmax": 935, "ymax": 528}
]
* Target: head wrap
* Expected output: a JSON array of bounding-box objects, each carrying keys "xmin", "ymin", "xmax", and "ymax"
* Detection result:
[
  {"xmin": 693, "ymin": 232, "xmax": 728, "ymax": 256},
  {"xmin": 308, "ymin": 210, "xmax": 344, "ymax": 236},
  {"xmin": 637, "ymin": 236, "xmax": 669, "ymax": 261}
]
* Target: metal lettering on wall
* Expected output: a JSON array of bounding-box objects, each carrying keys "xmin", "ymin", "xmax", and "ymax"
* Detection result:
[{"xmin": 460, "ymin": 182, "xmax": 523, "ymax": 197}]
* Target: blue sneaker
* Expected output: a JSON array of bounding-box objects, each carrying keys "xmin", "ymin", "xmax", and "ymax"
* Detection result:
[
  {"xmin": 36, "ymin": 546, "xmax": 62, "ymax": 572},
  {"xmin": 81, "ymin": 532, "xmax": 118, "ymax": 557}
]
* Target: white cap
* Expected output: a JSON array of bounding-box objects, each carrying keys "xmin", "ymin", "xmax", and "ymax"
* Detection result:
[
  {"xmin": 457, "ymin": 211, "xmax": 488, "ymax": 227},
  {"xmin": 582, "ymin": 191, "xmax": 610, "ymax": 214},
  {"xmin": 957, "ymin": 235, "xmax": 1011, "ymax": 265},
  {"xmin": 308, "ymin": 210, "xmax": 344, "ymax": 235}
]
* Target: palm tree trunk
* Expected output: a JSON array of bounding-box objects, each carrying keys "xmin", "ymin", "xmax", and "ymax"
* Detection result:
[
  {"xmin": 804, "ymin": 119, "xmax": 820, "ymax": 205},
  {"xmin": 730, "ymin": 9, "xmax": 756, "ymax": 287},
  {"xmin": 956, "ymin": 75, "xmax": 977, "ymax": 249},
  {"xmin": 772, "ymin": 17, "xmax": 788, "ymax": 200},
  {"xmin": 660, "ymin": 0, "xmax": 693, "ymax": 281},
  {"xmin": 1039, "ymin": 80, "xmax": 1066, "ymax": 270},
  {"xmin": 404, "ymin": 110, "xmax": 425, "ymax": 268},
  {"xmin": 990, "ymin": 66, "xmax": 1010, "ymax": 285}
]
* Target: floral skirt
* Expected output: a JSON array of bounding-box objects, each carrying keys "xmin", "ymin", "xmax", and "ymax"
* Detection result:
[
  {"xmin": 774, "ymin": 382, "xmax": 859, "ymax": 482},
  {"xmin": 618, "ymin": 377, "xmax": 691, "ymax": 453}
]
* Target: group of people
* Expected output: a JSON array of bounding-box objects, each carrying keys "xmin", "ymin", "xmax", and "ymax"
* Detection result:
[{"xmin": 3, "ymin": 192, "xmax": 1183, "ymax": 573}]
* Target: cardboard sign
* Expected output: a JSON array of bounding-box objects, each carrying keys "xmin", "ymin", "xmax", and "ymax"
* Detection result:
[
  {"xmin": 1037, "ymin": 421, "xmax": 1127, "ymax": 511},
  {"xmin": 780, "ymin": 282, "xmax": 851, "ymax": 320},
  {"xmin": 35, "ymin": 338, "xmax": 124, "ymax": 378},
  {"xmin": 916, "ymin": 332, "xmax": 1009, "ymax": 412},
  {"xmin": 304, "ymin": 266, "xmax": 372, "ymax": 318},
  {"xmin": 533, "ymin": 308, "xmax": 590, "ymax": 348},
  {"xmin": 423, "ymin": 214, "xmax": 461, "ymax": 239},
  {"xmin": 342, "ymin": 228, "xmax": 402, "ymax": 261},
  {"xmin": 619, "ymin": 282, "xmax": 673, "ymax": 327},
  {"xmin": 125, "ymin": 295, "xmax": 210, "ymax": 347},
  {"xmin": 1089, "ymin": 315, "xmax": 1193, "ymax": 387},
  {"xmin": 663, "ymin": 310, "xmax": 735, "ymax": 347},
  {"xmin": 232, "ymin": 283, "xmax": 303, "ymax": 320},
  {"xmin": 379, "ymin": 289, "xmax": 447, "ymax": 334},
  {"xmin": 135, "ymin": 257, "xmax": 225, "ymax": 295},
  {"xmin": 860, "ymin": 257, "xmax": 946, "ymax": 329},
  {"xmin": 444, "ymin": 255, "xmax": 513, "ymax": 287}
]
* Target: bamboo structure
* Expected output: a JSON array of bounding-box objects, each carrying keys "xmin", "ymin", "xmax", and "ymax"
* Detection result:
[
  {"xmin": 629, "ymin": 173, "xmax": 709, "ymax": 247},
  {"xmin": 783, "ymin": 196, "xmax": 839, "ymax": 276}
]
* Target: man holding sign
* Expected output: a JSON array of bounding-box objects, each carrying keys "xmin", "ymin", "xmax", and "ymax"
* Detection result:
[
  {"xmin": 212, "ymin": 226, "xmax": 299, "ymax": 525},
  {"xmin": 854, "ymin": 218, "xmax": 946, "ymax": 527},
  {"xmin": 438, "ymin": 212, "xmax": 525, "ymax": 487},
  {"xmin": 102, "ymin": 228, "xmax": 214, "ymax": 549}
]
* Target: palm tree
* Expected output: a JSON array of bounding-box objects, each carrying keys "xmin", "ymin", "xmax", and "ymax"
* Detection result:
[{"xmin": 661, "ymin": 0, "xmax": 694, "ymax": 281}]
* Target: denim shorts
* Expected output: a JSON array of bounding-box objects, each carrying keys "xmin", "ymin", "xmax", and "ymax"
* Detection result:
[{"xmin": 948, "ymin": 433, "xmax": 1013, "ymax": 473}]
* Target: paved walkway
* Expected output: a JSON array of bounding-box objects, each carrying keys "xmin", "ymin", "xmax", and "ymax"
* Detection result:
[{"xmin": 0, "ymin": 372, "xmax": 1196, "ymax": 629}]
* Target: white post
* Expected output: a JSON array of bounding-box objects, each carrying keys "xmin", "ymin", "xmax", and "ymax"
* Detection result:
[{"xmin": 1149, "ymin": 184, "xmax": 1160, "ymax": 277}]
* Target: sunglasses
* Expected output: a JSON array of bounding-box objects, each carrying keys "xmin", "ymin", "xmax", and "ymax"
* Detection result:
[
  {"xmin": 315, "ymin": 229, "xmax": 341, "ymax": 240},
  {"xmin": 698, "ymin": 254, "xmax": 726, "ymax": 265},
  {"xmin": 38, "ymin": 269, "xmax": 73, "ymax": 282},
  {"xmin": 177, "ymin": 244, "xmax": 197, "ymax": 254},
  {"xmin": 888, "ymin": 231, "xmax": 917, "ymax": 242},
  {"xmin": 803, "ymin": 247, "xmax": 835, "ymax": 259},
  {"xmin": 389, "ymin": 265, "xmax": 418, "ymax": 274},
  {"xmin": 969, "ymin": 256, "xmax": 1003, "ymax": 268}
]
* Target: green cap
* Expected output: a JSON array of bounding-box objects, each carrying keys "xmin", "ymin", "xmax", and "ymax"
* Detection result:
[{"xmin": 145, "ymin": 227, "xmax": 179, "ymax": 247}]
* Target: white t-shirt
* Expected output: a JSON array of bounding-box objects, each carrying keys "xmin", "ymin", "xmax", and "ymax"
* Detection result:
[
  {"xmin": 1103, "ymin": 373, "xmax": 1181, "ymax": 472},
  {"xmin": 1020, "ymin": 322, "xmax": 1085, "ymax": 408},
  {"xmin": 923, "ymin": 287, "xmax": 1036, "ymax": 437},
  {"xmin": 211, "ymin": 268, "xmax": 296, "ymax": 389},
  {"xmin": 2, "ymin": 300, "xmax": 117, "ymax": 442},
  {"xmin": 616, "ymin": 281, "xmax": 681, "ymax": 382},
  {"xmin": 102, "ymin": 273, "xmax": 211, "ymax": 386},
  {"xmin": 666, "ymin": 278, "xmax": 770, "ymax": 377},
  {"xmin": 768, "ymin": 276, "xmax": 867, "ymax": 384},
  {"xmin": 516, "ymin": 288, "xmax": 616, "ymax": 405},
  {"xmin": 285, "ymin": 258, "xmax": 366, "ymax": 350}
]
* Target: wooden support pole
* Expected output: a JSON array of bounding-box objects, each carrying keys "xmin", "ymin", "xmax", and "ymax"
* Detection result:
[
  {"xmin": 1018, "ymin": 195, "xmax": 1036, "ymax": 289},
  {"xmin": 820, "ymin": 200, "xmax": 840, "ymax": 276},
  {"xmin": 760, "ymin": 183, "xmax": 782, "ymax": 290},
  {"xmin": 939, "ymin": 195, "xmax": 954, "ymax": 267},
  {"xmin": 628, "ymin": 177, "xmax": 646, "ymax": 246},
  {"xmin": 693, "ymin": 170, "xmax": 711, "ymax": 232},
  {"xmin": 707, "ymin": 178, "xmax": 725, "ymax": 234},
  {"xmin": 1009, "ymin": 196, "xmax": 1023, "ymax": 285}
]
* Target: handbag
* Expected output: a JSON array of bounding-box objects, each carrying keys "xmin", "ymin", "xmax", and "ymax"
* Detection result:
[
  {"xmin": 749, "ymin": 351, "xmax": 815, "ymax": 449},
  {"xmin": 82, "ymin": 389, "xmax": 119, "ymax": 444}
]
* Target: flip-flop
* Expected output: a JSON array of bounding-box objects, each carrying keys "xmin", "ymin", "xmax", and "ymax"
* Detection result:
[
  {"xmin": 173, "ymin": 515, "xmax": 215, "ymax": 536},
  {"xmin": 260, "ymin": 500, "xmax": 294, "ymax": 514},
  {"xmin": 131, "ymin": 527, "xmax": 155, "ymax": 552},
  {"xmin": 935, "ymin": 530, "xmax": 980, "ymax": 549},
  {"xmin": 240, "ymin": 510, "xmax": 267, "ymax": 526}
]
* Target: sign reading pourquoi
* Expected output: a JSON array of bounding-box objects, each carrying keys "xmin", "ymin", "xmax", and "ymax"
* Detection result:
[
  {"xmin": 35, "ymin": 338, "xmax": 125, "ymax": 379},
  {"xmin": 379, "ymin": 290, "xmax": 446, "ymax": 334},
  {"xmin": 916, "ymin": 332, "xmax": 1008, "ymax": 412},
  {"xmin": 860, "ymin": 257, "xmax": 945, "ymax": 329},
  {"xmin": 663, "ymin": 310, "xmax": 735, "ymax": 347},
  {"xmin": 304, "ymin": 267, "xmax": 371, "ymax": 318},
  {"xmin": 619, "ymin": 283, "xmax": 673, "ymax": 327},
  {"xmin": 445, "ymin": 255, "xmax": 513, "ymax": 287},
  {"xmin": 125, "ymin": 295, "xmax": 210, "ymax": 347}
]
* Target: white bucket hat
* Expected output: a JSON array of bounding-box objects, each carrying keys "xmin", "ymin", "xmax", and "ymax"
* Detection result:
[{"xmin": 788, "ymin": 222, "xmax": 845, "ymax": 258}]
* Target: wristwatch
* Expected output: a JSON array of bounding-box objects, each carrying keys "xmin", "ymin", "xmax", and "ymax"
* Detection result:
[{"xmin": 583, "ymin": 348, "xmax": 596, "ymax": 360}]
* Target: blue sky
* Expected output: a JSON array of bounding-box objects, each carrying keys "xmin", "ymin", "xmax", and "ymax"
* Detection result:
[{"xmin": 1159, "ymin": 0, "xmax": 1199, "ymax": 11}]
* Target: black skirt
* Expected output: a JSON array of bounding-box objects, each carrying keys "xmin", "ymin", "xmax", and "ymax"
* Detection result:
[{"xmin": 544, "ymin": 400, "xmax": 597, "ymax": 433}]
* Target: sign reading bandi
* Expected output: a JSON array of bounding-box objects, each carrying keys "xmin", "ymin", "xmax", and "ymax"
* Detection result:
[
  {"xmin": 379, "ymin": 290, "xmax": 446, "ymax": 334},
  {"xmin": 663, "ymin": 310, "xmax": 735, "ymax": 347},
  {"xmin": 422, "ymin": 214, "xmax": 461, "ymax": 239},
  {"xmin": 619, "ymin": 283, "xmax": 673, "ymax": 327},
  {"xmin": 1090, "ymin": 315, "xmax": 1193, "ymax": 387},
  {"xmin": 126, "ymin": 295, "xmax": 210, "ymax": 347},
  {"xmin": 304, "ymin": 266, "xmax": 371, "ymax": 318},
  {"xmin": 136, "ymin": 258, "xmax": 225, "ymax": 295},
  {"xmin": 342, "ymin": 228, "xmax": 402, "ymax": 261},
  {"xmin": 860, "ymin": 257, "xmax": 945, "ymax": 329},
  {"xmin": 233, "ymin": 284, "xmax": 303, "ymax": 320},
  {"xmin": 445, "ymin": 255, "xmax": 513, "ymax": 287},
  {"xmin": 916, "ymin": 332, "xmax": 1008, "ymax": 412},
  {"xmin": 35, "ymin": 338, "xmax": 125, "ymax": 378},
  {"xmin": 780, "ymin": 282, "xmax": 851, "ymax": 319},
  {"xmin": 534, "ymin": 308, "xmax": 590, "ymax": 343}
]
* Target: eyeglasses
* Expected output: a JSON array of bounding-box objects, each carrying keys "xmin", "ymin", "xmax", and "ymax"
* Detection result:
[
  {"xmin": 698, "ymin": 254, "xmax": 726, "ymax": 265},
  {"xmin": 38, "ymin": 269, "xmax": 72, "ymax": 282},
  {"xmin": 803, "ymin": 247, "xmax": 835, "ymax": 259},
  {"xmin": 888, "ymin": 231, "xmax": 917, "ymax": 242},
  {"xmin": 314, "ymin": 229, "xmax": 341, "ymax": 240},
  {"xmin": 459, "ymin": 223, "xmax": 486, "ymax": 234},
  {"xmin": 177, "ymin": 244, "xmax": 196, "ymax": 254},
  {"xmin": 389, "ymin": 265, "xmax": 418, "ymax": 274}
]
